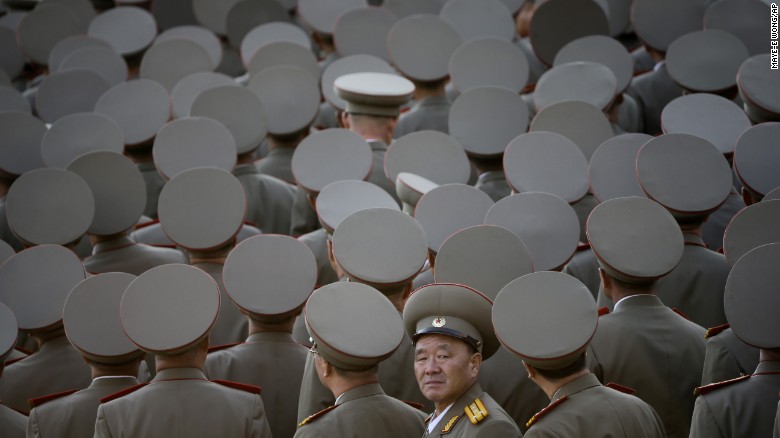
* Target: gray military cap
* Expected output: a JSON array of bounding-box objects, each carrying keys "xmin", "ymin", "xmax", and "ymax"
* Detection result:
[
  {"xmin": 153, "ymin": 117, "xmax": 237, "ymax": 180},
  {"xmin": 151, "ymin": 0, "xmax": 199, "ymax": 32},
  {"xmin": 403, "ymin": 283, "xmax": 500, "ymax": 359},
  {"xmin": 88, "ymin": 6, "xmax": 158, "ymax": 57},
  {"xmin": 396, "ymin": 173, "xmax": 439, "ymax": 215},
  {"xmin": 48, "ymin": 35, "xmax": 112, "ymax": 72},
  {"xmin": 332, "ymin": 208, "xmax": 427, "ymax": 289},
  {"xmin": 190, "ymin": 85, "xmax": 268, "ymax": 154},
  {"xmin": 554, "ymin": 35, "xmax": 633, "ymax": 94},
  {"xmin": 589, "ymin": 134, "xmax": 652, "ymax": 202},
  {"xmin": 158, "ymin": 167, "xmax": 246, "ymax": 251},
  {"xmin": 764, "ymin": 187, "xmax": 780, "ymax": 201},
  {"xmin": 35, "ymin": 69, "xmax": 110, "ymax": 123},
  {"xmin": 725, "ymin": 243, "xmax": 780, "ymax": 349},
  {"xmin": 435, "ymin": 224, "xmax": 533, "ymax": 299},
  {"xmin": 449, "ymin": 86, "xmax": 529, "ymax": 158},
  {"xmin": 704, "ymin": 0, "xmax": 769, "ymax": 56},
  {"xmin": 386, "ymin": 14, "xmax": 462, "ymax": 82},
  {"xmin": 246, "ymin": 41, "xmax": 320, "ymax": 80},
  {"xmin": 66, "ymin": 151, "xmax": 146, "ymax": 236},
  {"xmin": 0, "ymin": 86, "xmax": 28, "ymax": 114},
  {"xmin": 41, "ymin": 113, "xmax": 124, "ymax": 169},
  {"xmin": 298, "ymin": 0, "xmax": 368, "ymax": 35},
  {"xmin": 94, "ymin": 79, "xmax": 172, "ymax": 147},
  {"xmin": 439, "ymin": 0, "xmax": 515, "ymax": 42},
  {"xmin": 385, "ymin": 131, "xmax": 471, "ymax": 186},
  {"xmin": 504, "ymin": 132, "xmax": 589, "ymax": 203},
  {"xmin": 529, "ymin": 100, "xmax": 614, "ymax": 162},
  {"xmin": 18, "ymin": 3, "xmax": 83, "ymax": 65},
  {"xmin": 637, "ymin": 134, "xmax": 733, "ymax": 218},
  {"xmin": 529, "ymin": 0, "xmax": 609, "ymax": 66},
  {"xmin": 57, "ymin": 46, "xmax": 128, "ymax": 87},
  {"xmin": 534, "ymin": 61, "xmax": 617, "ymax": 112},
  {"xmin": 666, "ymin": 30, "xmax": 749, "ymax": 94},
  {"xmin": 291, "ymin": 128, "xmax": 373, "ymax": 195},
  {"xmin": 0, "ymin": 27, "xmax": 24, "ymax": 79},
  {"xmin": 192, "ymin": 0, "xmax": 241, "ymax": 36},
  {"xmin": 334, "ymin": 72, "xmax": 414, "ymax": 117},
  {"xmin": 305, "ymin": 282, "xmax": 404, "ymax": 370},
  {"xmin": 661, "ymin": 94, "xmax": 751, "ymax": 155},
  {"xmin": 240, "ymin": 22, "xmax": 311, "ymax": 67},
  {"xmin": 0, "ymin": 240, "xmax": 14, "ymax": 265},
  {"xmin": 485, "ymin": 192, "xmax": 580, "ymax": 272},
  {"xmin": 0, "ymin": 302, "xmax": 17, "ymax": 361},
  {"xmin": 224, "ymin": 0, "xmax": 290, "ymax": 49},
  {"xmin": 448, "ymin": 37, "xmax": 529, "ymax": 94},
  {"xmin": 734, "ymin": 123, "xmax": 780, "ymax": 199},
  {"xmin": 333, "ymin": 6, "xmax": 397, "ymax": 60},
  {"xmin": 414, "ymin": 183, "xmax": 494, "ymax": 253},
  {"xmin": 121, "ymin": 264, "xmax": 220, "ymax": 354},
  {"xmin": 0, "ymin": 111, "xmax": 46, "ymax": 176},
  {"xmin": 493, "ymin": 271, "xmax": 597, "ymax": 369},
  {"xmin": 316, "ymin": 180, "xmax": 400, "ymax": 234},
  {"xmin": 156, "ymin": 25, "xmax": 223, "ymax": 69},
  {"xmin": 0, "ymin": 244, "xmax": 86, "ymax": 332},
  {"xmin": 248, "ymin": 65, "xmax": 320, "ymax": 135},
  {"xmin": 631, "ymin": 0, "xmax": 704, "ymax": 53},
  {"xmin": 587, "ymin": 197, "xmax": 684, "ymax": 284},
  {"xmin": 141, "ymin": 38, "xmax": 214, "ymax": 92},
  {"xmin": 382, "ymin": 0, "xmax": 445, "ymax": 17},
  {"xmin": 723, "ymin": 200, "xmax": 780, "ymax": 267},
  {"xmin": 321, "ymin": 54, "xmax": 395, "ymax": 111},
  {"xmin": 223, "ymin": 234, "xmax": 317, "ymax": 321},
  {"xmin": 171, "ymin": 71, "xmax": 236, "ymax": 120},
  {"xmin": 64, "ymin": 273, "xmax": 143, "ymax": 363},
  {"xmin": 6, "ymin": 169, "xmax": 94, "ymax": 246},
  {"xmin": 738, "ymin": 54, "xmax": 780, "ymax": 123}
]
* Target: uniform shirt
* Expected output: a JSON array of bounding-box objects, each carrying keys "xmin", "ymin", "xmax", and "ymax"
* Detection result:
[
  {"xmin": 205, "ymin": 332, "xmax": 308, "ymax": 438},
  {"xmin": 690, "ymin": 361, "xmax": 780, "ymax": 438},
  {"xmin": 84, "ymin": 235, "xmax": 187, "ymax": 275},
  {"xmin": 193, "ymin": 262, "xmax": 247, "ymax": 347},
  {"xmin": 137, "ymin": 161, "xmax": 165, "ymax": 219},
  {"xmin": 423, "ymin": 382, "xmax": 521, "ymax": 437},
  {"xmin": 393, "ymin": 95, "xmax": 451, "ymax": 138},
  {"xmin": 94, "ymin": 367, "xmax": 272, "ymax": 438},
  {"xmin": 587, "ymin": 294, "xmax": 706, "ymax": 438},
  {"xmin": 474, "ymin": 170, "xmax": 510, "ymax": 202},
  {"xmin": 27, "ymin": 376, "xmax": 138, "ymax": 438},
  {"xmin": 524, "ymin": 373, "xmax": 665, "ymax": 437},
  {"xmin": 232, "ymin": 163, "xmax": 297, "ymax": 235},
  {"xmin": 701, "ymin": 327, "xmax": 759, "ymax": 385},
  {"xmin": 626, "ymin": 62, "xmax": 683, "ymax": 136},
  {"xmin": 0, "ymin": 402, "xmax": 26, "ymax": 438},
  {"xmin": 255, "ymin": 147, "xmax": 296, "ymax": 184},
  {"xmin": 294, "ymin": 383, "xmax": 426, "ymax": 438}
]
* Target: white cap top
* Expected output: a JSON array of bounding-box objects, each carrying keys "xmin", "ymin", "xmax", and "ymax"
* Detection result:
[
  {"xmin": 153, "ymin": 117, "xmax": 237, "ymax": 180},
  {"xmin": 439, "ymin": 0, "xmax": 514, "ymax": 42},
  {"xmin": 156, "ymin": 25, "xmax": 222, "ymax": 69},
  {"xmin": 334, "ymin": 72, "xmax": 415, "ymax": 117},
  {"xmin": 0, "ymin": 27, "xmax": 24, "ymax": 78},
  {"xmin": 734, "ymin": 123, "xmax": 780, "ymax": 198},
  {"xmin": 151, "ymin": 0, "xmax": 200, "ymax": 32},
  {"xmin": 0, "ymin": 240, "xmax": 14, "ymax": 265},
  {"xmin": 58, "ymin": 46, "xmax": 128, "ymax": 87},
  {"xmin": 171, "ymin": 71, "xmax": 236, "ymax": 119},
  {"xmin": 297, "ymin": 0, "xmax": 368, "ymax": 35},
  {"xmin": 190, "ymin": 85, "xmax": 268, "ymax": 154},
  {"xmin": 316, "ymin": 180, "xmax": 400, "ymax": 234},
  {"xmin": 385, "ymin": 130, "xmax": 471, "ymax": 185},
  {"xmin": 88, "ymin": 6, "xmax": 158, "ymax": 56},
  {"xmin": 396, "ymin": 172, "xmax": 439, "ymax": 213},
  {"xmin": 225, "ymin": 0, "xmax": 290, "ymax": 49},
  {"xmin": 248, "ymin": 65, "xmax": 320, "ymax": 135},
  {"xmin": 94, "ymin": 79, "xmax": 172, "ymax": 147},
  {"xmin": 705, "ymin": 0, "xmax": 769, "ymax": 56},
  {"xmin": 589, "ymin": 133, "xmax": 652, "ymax": 202},
  {"xmin": 140, "ymin": 38, "xmax": 214, "ymax": 92},
  {"xmin": 529, "ymin": 0, "xmax": 609, "ymax": 66},
  {"xmin": 414, "ymin": 183, "xmax": 494, "ymax": 252},
  {"xmin": 449, "ymin": 37, "xmax": 529, "ymax": 94},
  {"xmin": 666, "ymin": 30, "xmax": 749, "ymax": 93},
  {"xmin": 291, "ymin": 128, "xmax": 373, "ymax": 194},
  {"xmin": 35, "ymin": 69, "xmax": 110, "ymax": 123},
  {"xmin": 529, "ymin": 100, "xmax": 614, "ymax": 162},
  {"xmin": 764, "ymin": 187, "xmax": 780, "ymax": 202},
  {"xmin": 0, "ymin": 302, "xmax": 17, "ymax": 360},
  {"xmin": 534, "ymin": 61, "xmax": 617, "ymax": 112},
  {"xmin": 192, "ymin": 0, "xmax": 240, "ymax": 35},
  {"xmin": 321, "ymin": 54, "xmax": 396, "ymax": 111},
  {"xmin": 0, "ymin": 111, "xmax": 46, "ymax": 176},
  {"xmin": 382, "ymin": 0, "xmax": 445, "ymax": 17},
  {"xmin": 554, "ymin": 35, "xmax": 633, "ymax": 93},
  {"xmin": 738, "ymin": 54, "xmax": 780, "ymax": 123},
  {"xmin": 48, "ymin": 35, "xmax": 112, "ymax": 72},
  {"xmin": 334, "ymin": 6, "xmax": 397, "ymax": 60},
  {"xmin": 723, "ymin": 200, "xmax": 780, "ymax": 267},
  {"xmin": 386, "ymin": 14, "xmax": 462, "ymax": 81},
  {"xmin": 41, "ymin": 112, "xmax": 125, "ymax": 169},
  {"xmin": 246, "ymin": 40, "xmax": 320, "ymax": 80},
  {"xmin": 631, "ymin": 0, "xmax": 704, "ymax": 52},
  {"xmin": 18, "ymin": 3, "xmax": 83, "ymax": 65},
  {"xmin": 240, "ymin": 22, "xmax": 311, "ymax": 67}
]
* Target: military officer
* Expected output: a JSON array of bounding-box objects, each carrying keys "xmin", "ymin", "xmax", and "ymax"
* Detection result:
[
  {"xmin": 493, "ymin": 271, "xmax": 665, "ymax": 437},
  {"xmin": 690, "ymin": 243, "xmax": 780, "ymax": 437},
  {"xmin": 403, "ymin": 283, "xmax": 522, "ymax": 437},
  {"xmin": 396, "ymin": 173, "xmax": 439, "ymax": 217},
  {"xmin": 94, "ymin": 264, "xmax": 272, "ymax": 437},
  {"xmin": 205, "ymin": 234, "xmax": 317, "ymax": 438},
  {"xmin": 294, "ymin": 282, "xmax": 427, "ymax": 437},
  {"xmin": 733, "ymin": 122, "xmax": 780, "ymax": 206},
  {"xmin": 585, "ymin": 197, "xmax": 706, "ymax": 438},
  {"xmin": 738, "ymin": 54, "xmax": 780, "ymax": 123},
  {"xmin": 0, "ymin": 302, "xmax": 25, "ymax": 437},
  {"xmin": 27, "ymin": 273, "xmax": 144, "ymax": 437}
]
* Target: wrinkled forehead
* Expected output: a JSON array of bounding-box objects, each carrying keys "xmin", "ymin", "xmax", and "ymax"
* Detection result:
[{"xmin": 414, "ymin": 333, "xmax": 473, "ymax": 355}]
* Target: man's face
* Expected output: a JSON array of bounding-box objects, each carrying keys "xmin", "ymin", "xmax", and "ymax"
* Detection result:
[{"xmin": 414, "ymin": 333, "xmax": 481, "ymax": 408}]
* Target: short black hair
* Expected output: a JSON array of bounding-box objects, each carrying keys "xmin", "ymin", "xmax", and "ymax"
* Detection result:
[{"xmin": 535, "ymin": 353, "xmax": 586, "ymax": 380}]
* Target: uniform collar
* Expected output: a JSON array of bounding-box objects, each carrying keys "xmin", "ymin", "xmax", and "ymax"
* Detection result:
[
  {"xmin": 367, "ymin": 140, "xmax": 388, "ymax": 152},
  {"xmin": 551, "ymin": 373, "xmax": 600, "ymax": 402},
  {"xmin": 90, "ymin": 376, "xmax": 139, "ymax": 388},
  {"xmin": 39, "ymin": 335, "xmax": 72, "ymax": 353},
  {"xmin": 267, "ymin": 147, "xmax": 295, "ymax": 158},
  {"xmin": 152, "ymin": 367, "xmax": 208, "ymax": 381},
  {"xmin": 682, "ymin": 232, "xmax": 706, "ymax": 247},
  {"xmin": 246, "ymin": 332, "xmax": 295, "ymax": 343},
  {"xmin": 612, "ymin": 294, "xmax": 663, "ymax": 312},
  {"xmin": 137, "ymin": 161, "xmax": 156, "ymax": 171},
  {"xmin": 412, "ymin": 95, "xmax": 450, "ymax": 109},
  {"xmin": 232, "ymin": 164, "xmax": 258, "ymax": 177},
  {"xmin": 477, "ymin": 170, "xmax": 505, "ymax": 184},
  {"xmin": 92, "ymin": 235, "xmax": 135, "ymax": 254},
  {"xmin": 754, "ymin": 361, "xmax": 780, "ymax": 375},
  {"xmin": 336, "ymin": 382, "xmax": 384, "ymax": 405}
]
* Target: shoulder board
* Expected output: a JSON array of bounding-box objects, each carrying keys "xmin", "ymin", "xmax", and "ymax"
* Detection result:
[
  {"xmin": 605, "ymin": 382, "xmax": 636, "ymax": 395},
  {"xmin": 441, "ymin": 414, "xmax": 462, "ymax": 434},
  {"xmin": 298, "ymin": 405, "xmax": 339, "ymax": 427},
  {"xmin": 4, "ymin": 355, "xmax": 27, "ymax": 366},
  {"xmin": 598, "ymin": 307, "xmax": 610, "ymax": 317},
  {"xmin": 694, "ymin": 375, "xmax": 750, "ymax": 396},
  {"xmin": 464, "ymin": 398, "xmax": 489, "ymax": 425},
  {"xmin": 100, "ymin": 383, "xmax": 149, "ymax": 403},
  {"xmin": 403, "ymin": 400, "xmax": 425, "ymax": 411},
  {"xmin": 211, "ymin": 380, "xmax": 262, "ymax": 395},
  {"xmin": 576, "ymin": 242, "xmax": 591, "ymax": 252},
  {"xmin": 705, "ymin": 323, "xmax": 730, "ymax": 339},
  {"xmin": 672, "ymin": 308, "xmax": 690, "ymax": 320},
  {"xmin": 526, "ymin": 396, "xmax": 569, "ymax": 428},
  {"xmin": 134, "ymin": 219, "xmax": 159, "ymax": 230},
  {"xmin": 28, "ymin": 389, "xmax": 79, "ymax": 409},
  {"xmin": 207, "ymin": 342, "xmax": 242, "ymax": 354}
]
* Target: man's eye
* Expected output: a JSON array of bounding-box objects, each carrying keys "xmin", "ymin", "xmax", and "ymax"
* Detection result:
[
  {"xmin": 437, "ymin": 355, "xmax": 448, "ymax": 360},
  {"xmin": 415, "ymin": 356, "xmax": 427, "ymax": 362}
]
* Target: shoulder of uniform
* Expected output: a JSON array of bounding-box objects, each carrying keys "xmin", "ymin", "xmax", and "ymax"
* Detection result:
[
  {"xmin": 402, "ymin": 400, "xmax": 425, "ymax": 411},
  {"xmin": 99, "ymin": 383, "xmax": 149, "ymax": 403},
  {"xmin": 526, "ymin": 395, "xmax": 569, "ymax": 428},
  {"xmin": 207, "ymin": 342, "xmax": 242, "ymax": 354},
  {"xmin": 576, "ymin": 242, "xmax": 591, "ymax": 252},
  {"xmin": 605, "ymin": 382, "xmax": 636, "ymax": 395},
  {"xmin": 694, "ymin": 375, "xmax": 751, "ymax": 396},
  {"xmin": 4, "ymin": 355, "xmax": 26, "ymax": 366},
  {"xmin": 597, "ymin": 306, "xmax": 610, "ymax": 317},
  {"xmin": 211, "ymin": 379, "xmax": 262, "ymax": 395},
  {"xmin": 463, "ymin": 397, "xmax": 490, "ymax": 426},
  {"xmin": 28, "ymin": 389, "xmax": 79, "ymax": 409},
  {"xmin": 298, "ymin": 405, "xmax": 339, "ymax": 427},
  {"xmin": 671, "ymin": 307, "xmax": 690, "ymax": 320},
  {"xmin": 704, "ymin": 323, "xmax": 730, "ymax": 339}
]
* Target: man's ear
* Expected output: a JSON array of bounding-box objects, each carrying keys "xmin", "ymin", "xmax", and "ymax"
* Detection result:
[
  {"xmin": 598, "ymin": 268, "xmax": 612, "ymax": 300},
  {"xmin": 340, "ymin": 112, "xmax": 351, "ymax": 129},
  {"xmin": 469, "ymin": 352, "xmax": 482, "ymax": 377}
]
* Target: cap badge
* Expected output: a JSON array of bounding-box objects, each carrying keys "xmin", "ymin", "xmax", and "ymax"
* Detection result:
[{"xmin": 432, "ymin": 317, "xmax": 446, "ymax": 327}]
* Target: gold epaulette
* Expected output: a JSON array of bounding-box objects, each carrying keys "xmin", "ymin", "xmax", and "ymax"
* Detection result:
[
  {"xmin": 464, "ymin": 398, "xmax": 489, "ymax": 425},
  {"xmin": 526, "ymin": 396, "xmax": 569, "ymax": 428},
  {"xmin": 704, "ymin": 323, "xmax": 730, "ymax": 339},
  {"xmin": 298, "ymin": 405, "xmax": 338, "ymax": 427},
  {"xmin": 441, "ymin": 415, "xmax": 461, "ymax": 434},
  {"xmin": 694, "ymin": 375, "xmax": 750, "ymax": 396}
]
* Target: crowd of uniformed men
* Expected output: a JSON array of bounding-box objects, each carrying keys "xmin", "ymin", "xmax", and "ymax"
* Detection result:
[{"xmin": 0, "ymin": 0, "xmax": 779, "ymax": 436}]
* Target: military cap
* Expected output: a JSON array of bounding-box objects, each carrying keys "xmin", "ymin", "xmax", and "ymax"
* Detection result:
[
  {"xmin": 764, "ymin": 187, "xmax": 780, "ymax": 201},
  {"xmin": 305, "ymin": 282, "xmax": 403, "ymax": 370},
  {"xmin": 529, "ymin": 0, "xmax": 609, "ymax": 66},
  {"xmin": 48, "ymin": 35, "xmax": 112, "ymax": 72},
  {"xmin": 298, "ymin": 0, "xmax": 367, "ymax": 35},
  {"xmin": 725, "ymin": 243, "xmax": 780, "ymax": 349},
  {"xmin": 225, "ymin": 0, "xmax": 290, "ymax": 49},
  {"xmin": 493, "ymin": 271, "xmax": 597, "ymax": 369},
  {"xmin": 41, "ymin": 113, "xmax": 124, "ymax": 169},
  {"xmin": 151, "ymin": 0, "xmax": 199, "ymax": 32},
  {"xmin": 18, "ymin": 3, "xmax": 83, "ymax": 65},
  {"xmin": 734, "ymin": 123, "xmax": 780, "ymax": 199},
  {"xmin": 291, "ymin": 128, "xmax": 373, "ymax": 195},
  {"xmin": 334, "ymin": 72, "xmax": 414, "ymax": 117},
  {"xmin": 403, "ymin": 283, "xmax": 499, "ymax": 359},
  {"xmin": 0, "ymin": 111, "xmax": 46, "ymax": 176},
  {"xmin": 121, "ymin": 264, "xmax": 220, "ymax": 354},
  {"xmin": 240, "ymin": 22, "xmax": 311, "ymax": 67},
  {"xmin": 87, "ymin": 6, "xmax": 157, "ymax": 57},
  {"xmin": 153, "ymin": 117, "xmax": 237, "ymax": 179},
  {"xmin": 704, "ymin": 0, "xmax": 769, "ymax": 56},
  {"xmin": 35, "ymin": 69, "xmax": 110, "ymax": 123},
  {"xmin": 529, "ymin": 100, "xmax": 614, "ymax": 162},
  {"xmin": 738, "ymin": 54, "xmax": 780, "ymax": 123},
  {"xmin": 414, "ymin": 183, "xmax": 494, "ymax": 253},
  {"xmin": 449, "ymin": 86, "xmax": 529, "ymax": 158},
  {"xmin": 385, "ymin": 131, "xmax": 471, "ymax": 186},
  {"xmin": 56, "ymin": 46, "xmax": 127, "ymax": 87},
  {"xmin": 587, "ymin": 197, "xmax": 684, "ymax": 284},
  {"xmin": 588, "ymin": 133, "xmax": 651, "ymax": 202},
  {"xmin": 631, "ymin": 0, "xmax": 704, "ymax": 53},
  {"xmin": 386, "ymin": 14, "xmax": 462, "ymax": 82},
  {"xmin": 535, "ymin": 61, "xmax": 617, "ymax": 112},
  {"xmin": 94, "ymin": 79, "xmax": 172, "ymax": 147},
  {"xmin": 382, "ymin": 0, "xmax": 445, "ymax": 17},
  {"xmin": 334, "ymin": 6, "xmax": 397, "ymax": 60},
  {"xmin": 192, "ymin": 0, "xmax": 240, "ymax": 35},
  {"xmin": 140, "ymin": 38, "xmax": 214, "ymax": 92},
  {"xmin": 158, "ymin": 167, "xmax": 246, "ymax": 251},
  {"xmin": 171, "ymin": 71, "xmax": 236, "ymax": 119},
  {"xmin": 666, "ymin": 30, "xmax": 749, "ymax": 93},
  {"xmin": 64, "ymin": 273, "xmax": 143, "ymax": 363},
  {"xmin": 321, "ymin": 54, "xmax": 395, "ymax": 111},
  {"xmin": 439, "ymin": 0, "xmax": 515, "ymax": 42},
  {"xmin": 435, "ymin": 225, "xmax": 533, "ymax": 299},
  {"xmin": 190, "ymin": 85, "xmax": 268, "ymax": 154},
  {"xmin": 6, "ymin": 169, "xmax": 94, "ymax": 246},
  {"xmin": 637, "ymin": 134, "xmax": 733, "ymax": 218},
  {"xmin": 485, "ymin": 192, "xmax": 579, "ymax": 272},
  {"xmin": 0, "ymin": 86, "xmax": 28, "ymax": 114},
  {"xmin": 661, "ymin": 94, "xmax": 751, "ymax": 155},
  {"xmin": 248, "ymin": 65, "xmax": 320, "ymax": 135},
  {"xmin": 332, "ymin": 208, "xmax": 427, "ymax": 289},
  {"xmin": 223, "ymin": 234, "xmax": 317, "ymax": 321},
  {"xmin": 723, "ymin": 200, "xmax": 780, "ymax": 267},
  {"xmin": 554, "ymin": 35, "xmax": 633, "ymax": 94},
  {"xmin": 0, "ymin": 240, "xmax": 14, "ymax": 265},
  {"xmin": 246, "ymin": 41, "xmax": 320, "ymax": 80},
  {"xmin": 0, "ymin": 70, "xmax": 9, "ymax": 87},
  {"xmin": 0, "ymin": 244, "xmax": 86, "ymax": 332},
  {"xmin": 51, "ymin": 0, "xmax": 96, "ymax": 30},
  {"xmin": 396, "ymin": 173, "xmax": 439, "ymax": 215},
  {"xmin": 0, "ymin": 302, "xmax": 17, "ymax": 362},
  {"xmin": 156, "ymin": 25, "xmax": 223, "ymax": 69},
  {"xmin": 66, "ymin": 151, "xmax": 146, "ymax": 236},
  {"xmin": 0, "ymin": 27, "xmax": 24, "ymax": 79},
  {"xmin": 504, "ymin": 131, "xmax": 589, "ymax": 203},
  {"xmin": 316, "ymin": 180, "xmax": 400, "ymax": 235},
  {"xmin": 448, "ymin": 37, "xmax": 529, "ymax": 94}
]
